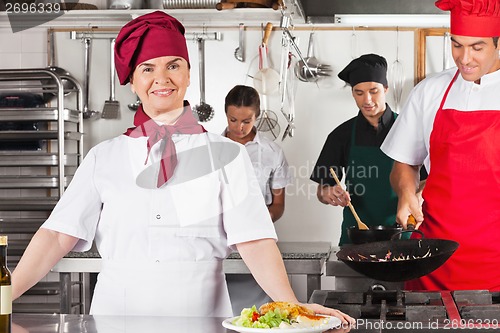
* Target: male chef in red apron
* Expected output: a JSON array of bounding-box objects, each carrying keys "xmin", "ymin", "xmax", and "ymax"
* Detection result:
[{"xmin": 381, "ymin": 0, "xmax": 500, "ymax": 291}]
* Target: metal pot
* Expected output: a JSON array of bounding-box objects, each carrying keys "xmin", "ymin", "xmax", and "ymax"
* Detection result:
[
  {"xmin": 336, "ymin": 236, "xmax": 459, "ymax": 282},
  {"xmin": 347, "ymin": 225, "xmax": 403, "ymax": 244}
]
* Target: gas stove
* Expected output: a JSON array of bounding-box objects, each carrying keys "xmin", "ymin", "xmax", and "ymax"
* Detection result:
[{"xmin": 310, "ymin": 289, "xmax": 500, "ymax": 332}]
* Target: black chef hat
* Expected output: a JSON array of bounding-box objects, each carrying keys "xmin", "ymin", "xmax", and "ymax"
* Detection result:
[{"xmin": 338, "ymin": 54, "xmax": 388, "ymax": 87}]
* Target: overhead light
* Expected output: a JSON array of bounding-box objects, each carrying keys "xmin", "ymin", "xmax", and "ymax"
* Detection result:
[{"xmin": 334, "ymin": 14, "xmax": 450, "ymax": 28}]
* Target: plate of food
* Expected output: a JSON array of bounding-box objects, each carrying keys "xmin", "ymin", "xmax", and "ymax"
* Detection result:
[{"xmin": 222, "ymin": 302, "xmax": 342, "ymax": 333}]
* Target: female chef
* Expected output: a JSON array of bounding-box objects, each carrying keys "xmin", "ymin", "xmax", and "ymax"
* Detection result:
[
  {"xmin": 222, "ymin": 85, "xmax": 292, "ymax": 315},
  {"xmin": 10, "ymin": 11, "xmax": 353, "ymax": 323},
  {"xmin": 381, "ymin": 0, "xmax": 500, "ymax": 291}
]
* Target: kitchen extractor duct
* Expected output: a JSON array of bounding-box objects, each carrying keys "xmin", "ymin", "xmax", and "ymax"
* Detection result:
[
  {"xmin": 296, "ymin": 0, "xmax": 445, "ymax": 24},
  {"xmin": 162, "ymin": 0, "xmax": 219, "ymax": 9}
]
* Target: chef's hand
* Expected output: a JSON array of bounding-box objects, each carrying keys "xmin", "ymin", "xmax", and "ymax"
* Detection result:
[
  {"xmin": 396, "ymin": 191, "xmax": 424, "ymax": 229},
  {"xmin": 302, "ymin": 303, "xmax": 355, "ymax": 327},
  {"xmin": 318, "ymin": 185, "xmax": 351, "ymax": 207}
]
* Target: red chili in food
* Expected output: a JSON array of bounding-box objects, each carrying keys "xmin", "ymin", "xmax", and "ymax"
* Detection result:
[{"xmin": 252, "ymin": 311, "xmax": 260, "ymax": 322}]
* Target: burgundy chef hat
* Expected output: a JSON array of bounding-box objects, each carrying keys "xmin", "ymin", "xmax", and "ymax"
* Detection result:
[
  {"xmin": 114, "ymin": 11, "xmax": 190, "ymax": 85},
  {"xmin": 338, "ymin": 53, "xmax": 388, "ymax": 88},
  {"xmin": 436, "ymin": 0, "xmax": 500, "ymax": 37}
]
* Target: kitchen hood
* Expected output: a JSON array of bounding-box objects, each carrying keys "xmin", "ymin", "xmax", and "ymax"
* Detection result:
[{"xmin": 294, "ymin": 0, "xmax": 445, "ymax": 24}]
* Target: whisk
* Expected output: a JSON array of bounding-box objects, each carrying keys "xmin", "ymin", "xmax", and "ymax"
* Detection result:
[{"xmin": 390, "ymin": 29, "xmax": 405, "ymax": 113}]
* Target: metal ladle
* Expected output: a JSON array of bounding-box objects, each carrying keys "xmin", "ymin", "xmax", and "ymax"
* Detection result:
[
  {"xmin": 128, "ymin": 96, "xmax": 141, "ymax": 111},
  {"xmin": 192, "ymin": 38, "xmax": 214, "ymax": 122}
]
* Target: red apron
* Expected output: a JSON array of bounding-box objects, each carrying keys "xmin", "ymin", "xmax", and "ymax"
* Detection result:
[{"xmin": 406, "ymin": 70, "xmax": 500, "ymax": 291}]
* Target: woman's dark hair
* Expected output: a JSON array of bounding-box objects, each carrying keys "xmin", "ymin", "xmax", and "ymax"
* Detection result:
[{"xmin": 224, "ymin": 85, "xmax": 260, "ymax": 118}]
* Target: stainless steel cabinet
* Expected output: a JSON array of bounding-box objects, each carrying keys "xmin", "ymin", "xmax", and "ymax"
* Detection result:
[{"xmin": 0, "ymin": 68, "xmax": 83, "ymax": 313}]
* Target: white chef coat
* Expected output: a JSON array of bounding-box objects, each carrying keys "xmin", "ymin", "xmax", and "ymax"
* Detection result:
[
  {"xmin": 381, "ymin": 67, "xmax": 500, "ymax": 172},
  {"xmin": 222, "ymin": 128, "xmax": 291, "ymax": 315},
  {"xmin": 222, "ymin": 128, "xmax": 292, "ymax": 204},
  {"xmin": 42, "ymin": 132, "xmax": 277, "ymax": 316}
]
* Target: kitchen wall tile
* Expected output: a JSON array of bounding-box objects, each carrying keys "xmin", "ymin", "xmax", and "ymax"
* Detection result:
[
  {"xmin": 0, "ymin": 30, "xmax": 22, "ymax": 53},
  {"xmin": 0, "ymin": 53, "xmax": 22, "ymax": 68},
  {"xmin": 21, "ymin": 29, "xmax": 46, "ymax": 54},
  {"xmin": 20, "ymin": 52, "xmax": 47, "ymax": 68}
]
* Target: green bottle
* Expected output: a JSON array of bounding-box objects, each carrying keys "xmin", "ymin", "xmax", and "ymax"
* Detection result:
[{"xmin": 0, "ymin": 236, "xmax": 11, "ymax": 333}]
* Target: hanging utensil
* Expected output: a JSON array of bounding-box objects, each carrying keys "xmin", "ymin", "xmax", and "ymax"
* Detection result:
[
  {"xmin": 278, "ymin": 31, "xmax": 296, "ymax": 141},
  {"xmin": 278, "ymin": 26, "xmax": 293, "ymax": 141},
  {"xmin": 294, "ymin": 32, "xmax": 332, "ymax": 83},
  {"xmin": 192, "ymin": 38, "xmax": 214, "ymax": 122},
  {"xmin": 101, "ymin": 38, "xmax": 120, "ymax": 119},
  {"xmin": 351, "ymin": 27, "xmax": 358, "ymax": 59},
  {"xmin": 330, "ymin": 167, "xmax": 369, "ymax": 230},
  {"xmin": 443, "ymin": 31, "xmax": 451, "ymax": 70},
  {"xmin": 256, "ymin": 109, "xmax": 281, "ymax": 141},
  {"xmin": 234, "ymin": 23, "xmax": 245, "ymax": 62},
  {"xmin": 253, "ymin": 22, "xmax": 280, "ymax": 95},
  {"xmin": 128, "ymin": 96, "xmax": 141, "ymax": 111},
  {"xmin": 280, "ymin": 17, "xmax": 318, "ymax": 89},
  {"xmin": 82, "ymin": 38, "xmax": 99, "ymax": 119},
  {"xmin": 279, "ymin": 14, "xmax": 298, "ymax": 139},
  {"xmin": 282, "ymin": 55, "xmax": 297, "ymax": 140},
  {"xmin": 390, "ymin": 28, "xmax": 405, "ymax": 113},
  {"xmin": 255, "ymin": 93, "xmax": 280, "ymax": 141}
]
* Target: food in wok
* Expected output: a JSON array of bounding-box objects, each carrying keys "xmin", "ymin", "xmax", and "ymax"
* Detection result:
[{"xmin": 337, "ymin": 238, "xmax": 459, "ymax": 282}]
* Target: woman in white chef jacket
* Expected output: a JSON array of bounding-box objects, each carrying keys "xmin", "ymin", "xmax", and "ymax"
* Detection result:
[
  {"xmin": 222, "ymin": 85, "xmax": 292, "ymax": 315},
  {"xmin": 10, "ymin": 11, "xmax": 353, "ymax": 323}
]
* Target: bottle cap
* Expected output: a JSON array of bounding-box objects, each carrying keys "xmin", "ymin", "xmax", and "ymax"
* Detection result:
[{"xmin": 0, "ymin": 235, "xmax": 8, "ymax": 246}]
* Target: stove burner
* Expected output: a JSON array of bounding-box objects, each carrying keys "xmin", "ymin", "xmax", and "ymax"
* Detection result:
[
  {"xmin": 315, "ymin": 290, "xmax": 447, "ymax": 322},
  {"xmin": 309, "ymin": 289, "xmax": 500, "ymax": 329},
  {"xmin": 453, "ymin": 290, "xmax": 500, "ymax": 321}
]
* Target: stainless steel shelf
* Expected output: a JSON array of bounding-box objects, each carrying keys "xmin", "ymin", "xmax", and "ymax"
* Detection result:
[
  {"xmin": 0, "ymin": 8, "xmax": 291, "ymax": 29},
  {"xmin": 0, "ymin": 108, "xmax": 81, "ymax": 122},
  {"xmin": 0, "ymin": 130, "xmax": 82, "ymax": 140},
  {"xmin": 0, "ymin": 218, "xmax": 45, "ymax": 234},
  {"xmin": 0, "ymin": 152, "xmax": 79, "ymax": 166},
  {"xmin": 0, "ymin": 68, "xmax": 84, "ymax": 315},
  {"xmin": 0, "ymin": 175, "xmax": 73, "ymax": 189},
  {"xmin": 0, "ymin": 197, "xmax": 58, "ymax": 211}
]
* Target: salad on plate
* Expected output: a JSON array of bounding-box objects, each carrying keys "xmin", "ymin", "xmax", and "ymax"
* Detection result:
[{"xmin": 224, "ymin": 301, "xmax": 340, "ymax": 331}]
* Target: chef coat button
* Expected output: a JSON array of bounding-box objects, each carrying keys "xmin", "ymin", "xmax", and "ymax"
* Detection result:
[
  {"xmin": 156, "ymin": 214, "xmax": 161, "ymax": 219},
  {"xmin": 156, "ymin": 260, "xmax": 160, "ymax": 263}
]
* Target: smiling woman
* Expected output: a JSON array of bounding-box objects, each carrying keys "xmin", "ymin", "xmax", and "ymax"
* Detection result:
[{"xmin": 129, "ymin": 56, "xmax": 190, "ymax": 119}]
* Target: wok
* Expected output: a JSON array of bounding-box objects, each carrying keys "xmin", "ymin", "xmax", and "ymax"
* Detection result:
[
  {"xmin": 337, "ymin": 235, "xmax": 459, "ymax": 282},
  {"xmin": 347, "ymin": 225, "xmax": 402, "ymax": 244}
]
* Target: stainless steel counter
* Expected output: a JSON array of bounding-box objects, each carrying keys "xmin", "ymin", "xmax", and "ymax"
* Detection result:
[
  {"xmin": 11, "ymin": 313, "xmax": 372, "ymax": 333},
  {"xmin": 52, "ymin": 241, "xmax": 331, "ymax": 314},
  {"xmin": 11, "ymin": 313, "xmax": 229, "ymax": 333}
]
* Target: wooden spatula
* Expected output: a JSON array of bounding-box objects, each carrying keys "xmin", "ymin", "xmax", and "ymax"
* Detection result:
[{"xmin": 329, "ymin": 167, "xmax": 369, "ymax": 230}]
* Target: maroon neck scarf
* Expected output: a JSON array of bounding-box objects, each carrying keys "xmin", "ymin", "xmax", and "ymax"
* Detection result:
[{"xmin": 124, "ymin": 101, "xmax": 206, "ymax": 188}]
